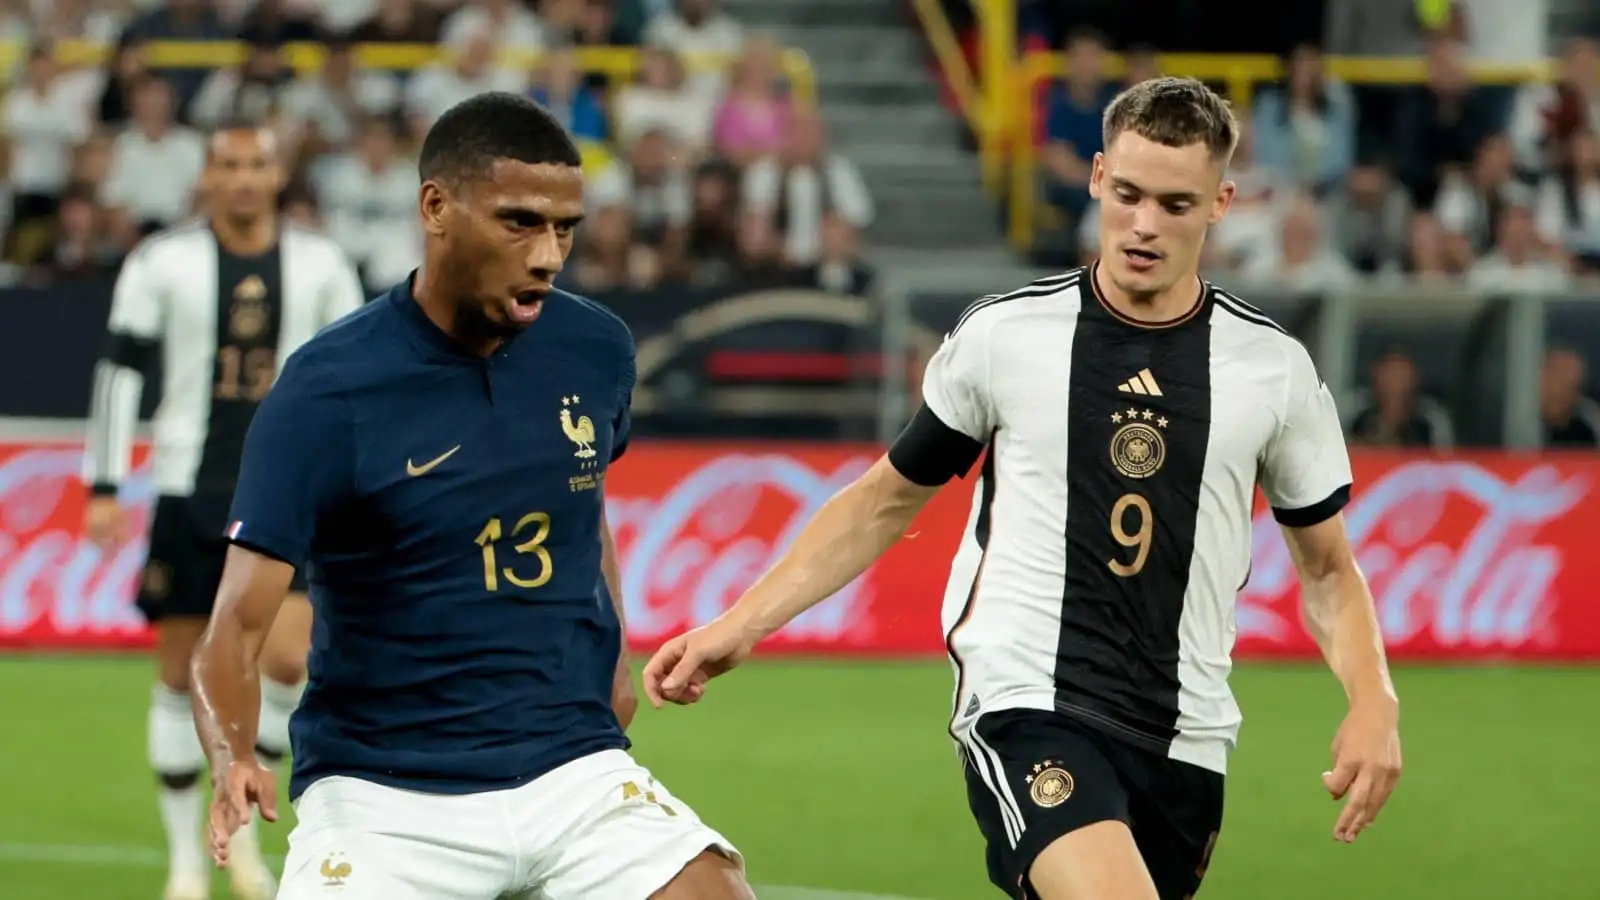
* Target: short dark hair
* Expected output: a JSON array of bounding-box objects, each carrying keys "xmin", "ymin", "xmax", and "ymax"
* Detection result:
[
  {"xmin": 419, "ymin": 92, "xmax": 582, "ymax": 185},
  {"xmin": 1102, "ymin": 76, "xmax": 1239, "ymax": 162}
]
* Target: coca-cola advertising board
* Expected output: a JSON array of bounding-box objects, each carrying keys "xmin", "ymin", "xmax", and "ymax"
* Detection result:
[{"xmin": 2, "ymin": 440, "xmax": 1598, "ymax": 660}]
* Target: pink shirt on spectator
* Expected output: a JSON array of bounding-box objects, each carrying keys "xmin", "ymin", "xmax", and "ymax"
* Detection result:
[{"xmin": 713, "ymin": 94, "xmax": 790, "ymax": 158}]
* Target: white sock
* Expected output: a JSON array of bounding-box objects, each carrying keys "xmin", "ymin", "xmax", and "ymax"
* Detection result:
[
  {"xmin": 148, "ymin": 684, "xmax": 206, "ymax": 877},
  {"xmin": 257, "ymin": 677, "xmax": 303, "ymax": 764}
]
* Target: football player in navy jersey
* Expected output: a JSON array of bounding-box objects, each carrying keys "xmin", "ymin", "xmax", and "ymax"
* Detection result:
[{"xmin": 190, "ymin": 92, "xmax": 751, "ymax": 900}]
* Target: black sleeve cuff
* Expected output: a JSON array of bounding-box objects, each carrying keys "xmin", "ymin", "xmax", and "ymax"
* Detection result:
[
  {"xmin": 90, "ymin": 482, "xmax": 119, "ymax": 497},
  {"xmin": 1272, "ymin": 484, "xmax": 1352, "ymax": 528},
  {"xmin": 105, "ymin": 332, "xmax": 158, "ymax": 371},
  {"xmin": 887, "ymin": 404, "xmax": 986, "ymax": 487}
]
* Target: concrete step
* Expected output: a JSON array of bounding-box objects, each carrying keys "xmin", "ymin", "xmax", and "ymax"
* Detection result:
[
  {"xmin": 772, "ymin": 25, "xmax": 926, "ymax": 68},
  {"xmin": 813, "ymin": 67, "xmax": 942, "ymax": 106},
  {"xmin": 821, "ymin": 103, "xmax": 964, "ymax": 146},
  {"xmin": 721, "ymin": 0, "xmax": 905, "ymax": 28},
  {"xmin": 866, "ymin": 183, "xmax": 1000, "ymax": 247}
]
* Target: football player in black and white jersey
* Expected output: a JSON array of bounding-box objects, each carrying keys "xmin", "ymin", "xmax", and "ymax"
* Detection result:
[
  {"xmin": 645, "ymin": 78, "xmax": 1402, "ymax": 900},
  {"xmin": 82, "ymin": 123, "xmax": 365, "ymax": 900}
]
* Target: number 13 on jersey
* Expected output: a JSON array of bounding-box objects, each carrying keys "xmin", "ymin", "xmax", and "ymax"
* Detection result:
[
  {"xmin": 475, "ymin": 511, "xmax": 553, "ymax": 591},
  {"xmin": 1108, "ymin": 493, "xmax": 1153, "ymax": 577}
]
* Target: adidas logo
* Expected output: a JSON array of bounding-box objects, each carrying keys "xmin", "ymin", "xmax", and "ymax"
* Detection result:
[
  {"xmin": 963, "ymin": 695, "xmax": 980, "ymax": 717},
  {"xmin": 1117, "ymin": 368, "xmax": 1163, "ymax": 397}
]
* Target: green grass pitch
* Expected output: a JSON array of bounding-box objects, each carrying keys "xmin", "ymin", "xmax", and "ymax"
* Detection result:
[{"xmin": 1, "ymin": 655, "xmax": 1595, "ymax": 899}]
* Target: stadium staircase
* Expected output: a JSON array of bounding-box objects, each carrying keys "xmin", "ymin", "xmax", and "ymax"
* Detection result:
[{"xmin": 724, "ymin": 0, "xmax": 1006, "ymax": 255}]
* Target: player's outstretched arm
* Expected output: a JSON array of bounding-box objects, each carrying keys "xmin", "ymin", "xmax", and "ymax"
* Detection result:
[
  {"xmin": 644, "ymin": 455, "xmax": 944, "ymax": 706},
  {"xmin": 1260, "ymin": 340, "xmax": 1399, "ymax": 847}
]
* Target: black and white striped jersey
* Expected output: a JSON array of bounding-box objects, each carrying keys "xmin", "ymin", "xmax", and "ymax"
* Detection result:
[
  {"xmin": 84, "ymin": 220, "xmax": 365, "ymax": 529},
  {"xmin": 894, "ymin": 263, "xmax": 1352, "ymax": 776}
]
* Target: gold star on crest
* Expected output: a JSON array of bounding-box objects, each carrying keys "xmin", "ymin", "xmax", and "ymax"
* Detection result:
[
  {"xmin": 1141, "ymin": 409, "xmax": 1154, "ymax": 421},
  {"xmin": 1157, "ymin": 416, "xmax": 1168, "ymax": 428},
  {"xmin": 1110, "ymin": 412, "xmax": 1122, "ymax": 423}
]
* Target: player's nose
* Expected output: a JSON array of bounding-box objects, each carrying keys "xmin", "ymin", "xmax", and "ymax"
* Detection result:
[{"xmin": 525, "ymin": 229, "xmax": 564, "ymax": 279}]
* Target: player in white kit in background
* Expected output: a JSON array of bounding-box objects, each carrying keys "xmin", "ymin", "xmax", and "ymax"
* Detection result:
[{"xmin": 645, "ymin": 78, "xmax": 1403, "ymax": 900}]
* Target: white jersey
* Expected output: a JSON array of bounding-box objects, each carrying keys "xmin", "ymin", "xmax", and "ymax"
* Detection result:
[
  {"xmin": 927, "ymin": 265, "xmax": 1352, "ymax": 775},
  {"xmin": 84, "ymin": 221, "xmax": 365, "ymax": 521}
]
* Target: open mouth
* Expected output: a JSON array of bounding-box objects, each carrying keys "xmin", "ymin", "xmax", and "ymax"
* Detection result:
[
  {"xmin": 1123, "ymin": 248, "xmax": 1161, "ymax": 270},
  {"xmin": 508, "ymin": 290, "xmax": 546, "ymax": 324}
]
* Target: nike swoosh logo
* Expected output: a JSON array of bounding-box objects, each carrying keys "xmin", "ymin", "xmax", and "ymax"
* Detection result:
[{"xmin": 406, "ymin": 445, "xmax": 461, "ymax": 477}]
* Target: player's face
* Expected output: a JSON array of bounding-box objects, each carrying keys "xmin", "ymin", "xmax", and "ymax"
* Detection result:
[
  {"xmin": 427, "ymin": 159, "xmax": 583, "ymax": 335},
  {"xmin": 206, "ymin": 129, "xmax": 284, "ymax": 223},
  {"xmin": 1090, "ymin": 132, "xmax": 1234, "ymax": 298}
]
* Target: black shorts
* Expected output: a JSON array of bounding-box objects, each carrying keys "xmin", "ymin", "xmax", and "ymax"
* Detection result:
[
  {"xmin": 137, "ymin": 495, "xmax": 307, "ymax": 622},
  {"xmin": 959, "ymin": 708, "xmax": 1224, "ymax": 900}
]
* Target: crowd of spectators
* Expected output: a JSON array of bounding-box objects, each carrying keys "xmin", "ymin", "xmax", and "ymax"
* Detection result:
[{"xmin": 0, "ymin": 0, "xmax": 876, "ymax": 296}]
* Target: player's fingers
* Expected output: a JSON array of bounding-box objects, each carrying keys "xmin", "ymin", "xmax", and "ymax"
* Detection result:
[
  {"xmin": 1334, "ymin": 772, "xmax": 1374, "ymax": 842},
  {"xmin": 254, "ymin": 780, "xmax": 280, "ymax": 823},
  {"xmin": 641, "ymin": 644, "xmax": 682, "ymax": 707},
  {"xmin": 1322, "ymin": 759, "xmax": 1359, "ymax": 799},
  {"xmin": 660, "ymin": 642, "xmax": 704, "ymax": 699}
]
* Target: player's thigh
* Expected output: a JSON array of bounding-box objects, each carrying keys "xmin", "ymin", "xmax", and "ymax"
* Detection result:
[
  {"xmin": 955, "ymin": 708, "xmax": 1151, "ymax": 900},
  {"xmin": 1119, "ymin": 754, "xmax": 1226, "ymax": 900},
  {"xmin": 1029, "ymin": 820, "xmax": 1159, "ymax": 900},
  {"xmin": 278, "ymin": 775, "xmax": 514, "ymax": 900},
  {"xmin": 526, "ymin": 749, "xmax": 746, "ymax": 900},
  {"xmin": 259, "ymin": 590, "xmax": 312, "ymax": 685}
]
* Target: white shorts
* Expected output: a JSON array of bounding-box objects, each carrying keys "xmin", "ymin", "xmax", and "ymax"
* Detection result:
[{"xmin": 276, "ymin": 749, "xmax": 741, "ymax": 900}]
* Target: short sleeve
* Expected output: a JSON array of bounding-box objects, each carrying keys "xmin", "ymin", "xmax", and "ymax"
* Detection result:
[
  {"xmin": 107, "ymin": 244, "xmax": 163, "ymax": 340},
  {"xmin": 611, "ymin": 327, "xmax": 636, "ymax": 462},
  {"xmin": 225, "ymin": 354, "xmax": 356, "ymax": 566},
  {"xmin": 1258, "ymin": 341, "xmax": 1353, "ymax": 527},
  {"xmin": 887, "ymin": 310, "xmax": 996, "ymax": 486}
]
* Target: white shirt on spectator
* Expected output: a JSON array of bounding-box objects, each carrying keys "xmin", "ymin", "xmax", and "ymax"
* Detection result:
[
  {"xmin": 1534, "ymin": 177, "xmax": 1600, "ymax": 256},
  {"xmin": 1507, "ymin": 84, "xmax": 1600, "ymax": 172},
  {"xmin": 643, "ymin": 11, "xmax": 745, "ymax": 100},
  {"xmin": 280, "ymin": 73, "xmax": 403, "ymax": 145},
  {"xmin": 588, "ymin": 160, "xmax": 693, "ymax": 232},
  {"xmin": 1238, "ymin": 244, "xmax": 1360, "ymax": 293},
  {"xmin": 1208, "ymin": 163, "xmax": 1292, "ymax": 269},
  {"xmin": 101, "ymin": 127, "xmax": 207, "ymax": 225},
  {"xmin": 1, "ymin": 81, "xmax": 91, "ymax": 194},
  {"xmin": 1457, "ymin": 0, "xmax": 1547, "ymax": 65},
  {"xmin": 311, "ymin": 152, "xmax": 419, "ymax": 275},
  {"xmin": 1435, "ymin": 174, "xmax": 1536, "ymax": 243},
  {"xmin": 405, "ymin": 64, "xmax": 526, "ymax": 129},
  {"xmin": 1466, "ymin": 254, "xmax": 1573, "ymax": 293},
  {"xmin": 442, "ymin": 3, "xmax": 544, "ymax": 50},
  {"xmin": 743, "ymin": 155, "xmax": 874, "ymax": 266},
  {"xmin": 613, "ymin": 85, "xmax": 715, "ymax": 153}
]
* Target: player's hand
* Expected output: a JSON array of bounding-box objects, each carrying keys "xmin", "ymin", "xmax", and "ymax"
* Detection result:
[
  {"xmin": 1322, "ymin": 697, "xmax": 1401, "ymax": 844},
  {"xmin": 83, "ymin": 496, "xmax": 135, "ymax": 548},
  {"xmin": 612, "ymin": 657, "xmax": 638, "ymax": 730},
  {"xmin": 208, "ymin": 759, "xmax": 279, "ymax": 868},
  {"xmin": 642, "ymin": 614, "xmax": 760, "ymax": 707}
]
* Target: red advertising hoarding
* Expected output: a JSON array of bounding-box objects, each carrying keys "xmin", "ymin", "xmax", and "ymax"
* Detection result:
[{"xmin": 2, "ymin": 440, "xmax": 1597, "ymax": 660}]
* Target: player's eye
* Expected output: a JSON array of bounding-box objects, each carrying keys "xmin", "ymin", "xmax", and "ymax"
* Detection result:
[
  {"xmin": 554, "ymin": 222, "xmax": 576, "ymax": 237},
  {"xmin": 1115, "ymin": 188, "xmax": 1140, "ymax": 205},
  {"xmin": 1164, "ymin": 201, "xmax": 1193, "ymax": 215}
]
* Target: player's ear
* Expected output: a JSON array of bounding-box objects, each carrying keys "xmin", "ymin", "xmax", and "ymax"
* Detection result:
[
  {"xmin": 418, "ymin": 181, "xmax": 450, "ymax": 236},
  {"xmin": 1088, "ymin": 153, "xmax": 1105, "ymax": 200},
  {"xmin": 1209, "ymin": 179, "xmax": 1235, "ymax": 225}
]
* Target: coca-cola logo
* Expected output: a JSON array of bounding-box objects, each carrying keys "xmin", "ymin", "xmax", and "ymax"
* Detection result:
[
  {"xmin": 609, "ymin": 453, "xmax": 876, "ymax": 641},
  {"xmin": 0, "ymin": 446, "xmax": 153, "ymax": 638},
  {"xmin": 1241, "ymin": 461, "xmax": 1587, "ymax": 648}
]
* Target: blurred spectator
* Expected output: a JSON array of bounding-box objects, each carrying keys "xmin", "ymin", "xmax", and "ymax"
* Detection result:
[
  {"xmin": 615, "ymin": 44, "xmax": 713, "ymax": 156},
  {"xmin": 569, "ymin": 202, "xmax": 636, "ymax": 290},
  {"xmin": 100, "ymin": 77, "xmax": 205, "ymax": 245},
  {"xmin": 731, "ymin": 209, "xmax": 789, "ymax": 286},
  {"xmin": 529, "ymin": 47, "xmax": 608, "ymax": 145},
  {"xmin": 1239, "ymin": 192, "xmax": 1357, "ymax": 291},
  {"xmin": 1436, "ymin": 133, "xmax": 1532, "ymax": 268},
  {"xmin": 713, "ymin": 36, "xmax": 789, "ymax": 166},
  {"xmin": 36, "ymin": 0, "xmax": 122, "ymax": 44},
  {"xmin": 26, "ymin": 181, "xmax": 120, "ymax": 281},
  {"xmin": 1508, "ymin": 37, "xmax": 1600, "ymax": 175},
  {"xmin": 279, "ymin": 40, "xmax": 402, "ymax": 155},
  {"xmin": 405, "ymin": 31, "xmax": 525, "ymax": 140},
  {"xmin": 568, "ymin": 0, "xmax": 632, "ymax": 93},
  {"xmin": 443, "ymin": 0, "xmax": 545, "ymax": 51},
  {"xmin": 190, "ymin": 40, "xmax": 293, "ymax": 132},
  {"xmin": 1347, "ymin": 349, "xmax": 1455, "ymax": 448},
  {"xmin": 1540, "ymin": 347, "xmax": 1600, "ymax": 447},
  {"xmin": 1535, "ymin": 130, "xmax": 1600, "ymax": 271},
  {"xmin": 280, "ymin": 183, "xmax": 322, "ymax": 229},
  {"xmin": 312, "ymin": 115, "xmax": 417, "ymax": 291},
  {"xmin": 1324, "ymin": 162, "xmax": 1413, "ymax": 274},
  {"xmin": 236, "ymin": 0, "xmax": 321, "ymax": 44},
  {"xmin": 1394, "ymin": 37, "xmax": 1504, "ymax": 208},
  {"xmin": 1039, "ymin": 27, "xmax": 1115, "ymax": 227},
  {"xmin": 804, "ymin": 213, "xmax": 873, "ymax": 295},
  {"xmin": 118, "ymin": 0, "xmax": 229, "ymax": 113},
  {"xmin": 1323, "ymin": 0, "xmax": 1430, "ymax": 161},
  {"xmin": 1466, "ymin": 202, "xmax": 1571, "ymax": 292},
  {"xmin": 683, "ymin": 159, "xmax": 739, "ymax": 286},
  {"xmin": 1204, "ymin": 123, "xmax": 1291, "ymax": 273},
  {"xmin": 1250, "ymin": 44, "xmax": 1356, "ymax": 194},
  {"xmin": 2, "ymin": 42, "xmax": 92, "ymax": 261},
  {"xmin": 1123, "ymin": 44, "xmax": 1161, "ymax": 85},
  {"xmin": 96, "ymin": 36, "xmax": 149, "ymax": 128},
  {"xmin": 0, "ymin": 0, "xmax": 31, "ymax": 45},
  {"xmin": 743, "ymin": 105, "xmax": 873, "ymax": 268},
  {"xmin": 348, "ymin": 0, "xmax": 443, "ymax": 43},
  {"xmin": 588, "ymin": 128, "xmax": 692, "ymax": 284},
  {"xmin": 644, "ymin": 0, "xmax": 745, "ymax": 101}
]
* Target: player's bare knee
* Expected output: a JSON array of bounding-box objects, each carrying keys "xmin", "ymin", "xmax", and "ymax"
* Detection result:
[
  {"xmin": 259, "ymin": 594, "xmax": 311, "ymax": 685},
  {"xmin": 1028, "ymin": 821, "xmax": 1159, "ymax": 900},
  {"xmin": 155, "ymin": 617, "xmax": 208, "ymax": 692},
  {"xmin": 649, "ymin": 849, "xmax": 753, "ymax": 900}
]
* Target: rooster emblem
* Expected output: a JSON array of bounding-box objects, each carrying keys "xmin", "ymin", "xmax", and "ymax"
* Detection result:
[
  {"xmin": 320, "ymin": 853, "xmax": 352, "ymax": 886},
  {"xmin": 560, "ymin": 395, "xmax": 597, "ymax": 458}
]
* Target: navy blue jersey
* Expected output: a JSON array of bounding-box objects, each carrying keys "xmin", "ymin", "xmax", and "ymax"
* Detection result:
[{"xmin": 226, "ymin": 276, "xmax": 634, "ymax": 800}]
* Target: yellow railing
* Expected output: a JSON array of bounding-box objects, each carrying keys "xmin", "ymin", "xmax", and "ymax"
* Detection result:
[
  {"xmin": 1008, "ymin": 52, "xmax": 1554, "ymax": 249},
  {"xmin": 909, "ymin": 0, "xmax": 980, "ymax": 132},
  {"xmin": 906, "ymin": 0, "xmax": 1013, "ymax": 193},
  {"xmin": 0, "ymin": 39, "xmax": 816, "ymax": 106}
]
